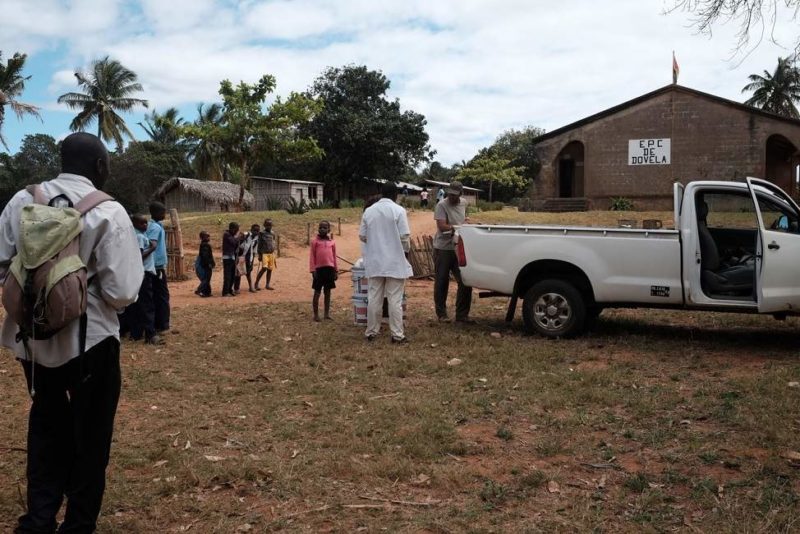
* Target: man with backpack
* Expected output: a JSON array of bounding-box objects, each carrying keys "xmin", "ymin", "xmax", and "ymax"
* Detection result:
[{"xmin": 0, "ymin": 133, "xmax": 143, "ymax": 533}]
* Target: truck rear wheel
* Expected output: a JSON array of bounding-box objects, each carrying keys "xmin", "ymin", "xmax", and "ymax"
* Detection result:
[{"xmin": 522, "ymin": 279, "xmax": 586, "ymax": 338}]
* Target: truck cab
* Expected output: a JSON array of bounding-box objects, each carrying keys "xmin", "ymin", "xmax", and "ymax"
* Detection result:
[{"xmin": 683, "ymin": 177, "xmax": 800, "ymax": 314}]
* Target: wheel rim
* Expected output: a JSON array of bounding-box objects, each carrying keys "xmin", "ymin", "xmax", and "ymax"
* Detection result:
[{"xmin": 533, "ymin": 292, "xmax": 572, "ymax": 332}]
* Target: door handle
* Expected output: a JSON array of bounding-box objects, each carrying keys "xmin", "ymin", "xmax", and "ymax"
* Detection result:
[{"xmin": 768, "ymin": 241, "xmax": 780, "ymax": 250}]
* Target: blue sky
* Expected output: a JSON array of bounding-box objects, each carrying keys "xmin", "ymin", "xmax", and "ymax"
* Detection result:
[{"xmin": 1, "ymin": 0, "xmax": 799, "ymax": 164}]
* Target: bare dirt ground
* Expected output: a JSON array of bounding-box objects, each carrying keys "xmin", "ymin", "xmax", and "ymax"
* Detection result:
[{"xmin": 170, "ymin": 210, "xmax": 439, "ymax": 309}]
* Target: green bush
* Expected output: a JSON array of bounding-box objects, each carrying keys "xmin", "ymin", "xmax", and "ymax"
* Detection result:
[
  {"xmin": 610, "ymin": 197, "xmax": 634, "ymax": 211},
  {"xmin": 285, "ymin": 197, "xmax": 310, "ymax": 214},
  {"xmin": 308, "ymin": 199, "xmax": 333, "ymax": 209},
  {"xmin": 351, "ymin": 198, "xmax": 365, "ymax": 208},
  {"xmin": 263, "ymin": 196, "xmax": 284, "ymax": 211},
  {"xmin": 476, "ymin": 200, "xmax": 504, "ymax": 211}
]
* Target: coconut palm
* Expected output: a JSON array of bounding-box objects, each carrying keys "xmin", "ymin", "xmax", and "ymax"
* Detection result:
[
  {"xmin": 742, "ymin": 57, "xmax": 800, "ymax": 118},
  {"xmin": 57, "ymin": 56, "xmax": 148, "ymax": 148},
  {"xmin": 188, "ymin": 103, "xmax": 225, "ymax": 181},
  {"xmin": 139, "ymin": 107, "xmax": 187, "ymax": 146},
  {"xmin": 0, "ymin": 52, "xmax": 41, "ymax": 150}
]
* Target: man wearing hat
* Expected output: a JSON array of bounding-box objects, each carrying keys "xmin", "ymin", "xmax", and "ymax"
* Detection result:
[{"xmin": 433, "ymin": 180, "xmax": 473, "ymax": 323}]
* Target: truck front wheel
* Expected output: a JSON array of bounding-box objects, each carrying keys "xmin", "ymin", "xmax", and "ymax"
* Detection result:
[{"xmin": 522, "ymin": 279, "xmax": 586, "ymax": 338}]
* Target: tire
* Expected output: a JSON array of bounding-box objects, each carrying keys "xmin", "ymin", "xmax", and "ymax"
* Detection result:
[{"xmin": 522, "ymin": 279, "xmax": 587, "ymax": 338}]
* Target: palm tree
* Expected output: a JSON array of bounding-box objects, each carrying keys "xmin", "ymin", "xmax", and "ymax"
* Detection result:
[
  {"xmin": 188, "ymin": 103, "xmax": 225, "ymax": 181},
  {"xmin": 0, "ymin": 52, "xmax": 41, "ymax": 150},
  {"xmin": 139, "ymin": 107, "xmax": 186, "ymax": 146},
  {"xmin": 742, "ymin": 57, "xmax": 800, "ymax": 118},
  {"xmin": 57, "ymin": 56, "xmax": 148, "ymax": 148}
]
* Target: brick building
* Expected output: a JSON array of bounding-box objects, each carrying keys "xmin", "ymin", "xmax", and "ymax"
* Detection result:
[{"xmin": 533, "ymin": 84, "xmax": 800, "ymax": 210}]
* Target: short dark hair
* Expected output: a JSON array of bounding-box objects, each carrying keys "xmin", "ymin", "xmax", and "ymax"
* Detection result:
[
  {"xmin": 149, "ymin": 201, "xmax": 166, "ymax": 217},
  {"xmin": 381, "ymin": 182, "xmax": 398, "ymax": 199},
  {"xmin": 131, "ymin": 213, "xmax": 147, "ymax": 225},
  {"xmin": 229, "ymin": 222, "xmax": 239, "ymax": 231},
  {"xmin": 60, "ymin": 133, "xmax": 109, "ymax": 188}
]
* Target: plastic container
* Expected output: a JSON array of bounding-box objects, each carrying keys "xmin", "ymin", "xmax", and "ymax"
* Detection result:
[{"xmin": 352, "ymin": 296, "xmax": 368, "ymax": 325}]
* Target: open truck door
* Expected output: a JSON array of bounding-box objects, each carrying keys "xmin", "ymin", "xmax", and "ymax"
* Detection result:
[{"xmin": 745, "ymin": 177, "xmax": 800, "ymax": 313}]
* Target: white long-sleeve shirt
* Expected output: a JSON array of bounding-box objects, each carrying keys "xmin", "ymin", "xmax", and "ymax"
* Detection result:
[
  {"xmin": 0, "ymin": 173, "xmax": 144, "ymax": 367},
  {"xmin": 358, "ymin": 198, "xmax": 413, "ymax": 279}
]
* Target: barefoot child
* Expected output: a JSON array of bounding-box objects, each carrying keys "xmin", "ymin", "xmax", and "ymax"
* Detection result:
[
  {"xmin": 309, "ymin": 220, "xmax": 337, "ymax": 321},
  {"xmin": 255, "ymin": 218, "xmax": 277, "ymax": 290}
]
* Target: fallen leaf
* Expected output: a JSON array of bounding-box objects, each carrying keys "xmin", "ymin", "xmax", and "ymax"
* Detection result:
[
  {"xmin": 291, "ymin": 449, "xmax": 300, "ymax": 459},
  {"xmin": 478, "ymin": 378, "xmax": 488, "ymax": 383},
  {"xmin": 283, "ymin": 337, "xmax": 293, "ymax": 342},
  {"xmin": 788, "ymin": 382, "xmax": 799, "ymax": 388},
  {"xmin": 447, "ymin": 358, "xmax": 463, "ymax": 367},
  {"xmin": 303, "ymin": 401, "xmax": 314, "ymax": 407},
  {"xmin": 430, "ymin": 343, "xmax": 439, "ymax": 348},
  {"xmin": 780, "ymin": 450, "xmax": 800, "ymax": 461},
  {"xmin": 153, "ymin": 460, "xmax": 168, "ymax": 468},
  {"xmin": 204, "ymin": 455, "xmax": 225, "ymax": 462},
  {"xmin": 173, "ymin": 437, "xmax": 180, "ymax": 447},
  {"xmin": 547, "ymin": 480, "xmax": 561, "ymax": 493},
  {"xmin": 490, "ymin": 332, "xmax": 502, "ymax": 338},
  {"xmin": 184, "ymin": 440, "xmax": 191, "ymax": 450},
  {"xmin": 236, "ymin": 525, "xmax": 253, "ymax": 533},
  {"xmin": 680, "ymin": 419, "xmax": 691, "ymax": 425},
  {"xmin": 597, "ymin": 475, "xmax": 607, "ymax": 489},
  {"xmin": 412, "ymin": 473, "xmax": 431, "ymax": 485}
]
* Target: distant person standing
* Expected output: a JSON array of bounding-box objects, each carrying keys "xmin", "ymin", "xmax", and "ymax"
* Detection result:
[
  {"xmin": 436, "ymin": 186, "xmax": 445, "ymax": 202},
  {"xmin": 401, "ymin": 184, "xmax": 409, "ymax": 197},
  {"xmin": 0, "ymin": 132, "xmax": 143, "ymax": 533},
  {"xmin": 309, "ymin": 221, "xmax": 338, "ymax": 321},
  {"xmin": 222, "ymin": 222, "xmax": 240, "ymax": 297},
  {"xmin": 420, "ymin": 187, "xmax": 429, "ymax": 208},
  {"xmin": 433, "ymin": 180, "xmax": 473, "ymax": 323},
  {"xmin": 147, "ymin": 202, "xmax": 170, "ymax": 332},
  {"xmin": 359, "ymin": 182, "xmax": 413, "ymax": 343}
]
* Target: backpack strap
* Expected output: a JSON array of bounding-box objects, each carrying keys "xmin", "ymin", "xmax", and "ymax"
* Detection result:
[
  {"xmin": 74, "ymin": 190, "xmax": 114, "ymax": 215},
  {"xmin": 25, "ymin": 184, "xmax": 47, "ymax": 205}
]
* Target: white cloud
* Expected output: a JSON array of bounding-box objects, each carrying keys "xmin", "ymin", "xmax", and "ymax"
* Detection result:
[{"xmin": 5, "ymin": 0, "xmax": 800, "ymax": 163}]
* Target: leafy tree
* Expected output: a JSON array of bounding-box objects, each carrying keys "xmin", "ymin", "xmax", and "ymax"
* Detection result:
[
  {"xmin": 423, "ymin": 161, "xmax": 458, "ymax": 183},
  {"xmin": 742, "ymin": 57, "xmax": 800, "ymax": 117},
  {"xmin": 669, "ymin": 0, "xmax": 800, "ymax": 57},
  {"xmin": 139, "ymin": 107, "xmax": 187, "ymax": 147},
  {"xmin": 0, "ymin": 52, "xmax": 41, "ymax": 150},
  {"xmin": 57, "ymin": 56, "xmax": 148, "ymax": 148},
  {"xmin": 301, "ymin": 65, "xmax": 433, "ymax": 193},
  {"xmin": 107, "ymin": 141, "xmax": 192, "ymax": 212},
  {"xmin": 456, "ymin": 153, "xmax": 525, "ymax": 202},
  {"xmin": 188, "ymin": 103, "xmax": 225, "ymax": 181},
  {"xmin": 181, "ymin": 75, "xmax": 322, "ymax": 205},
  {"xmin": 485, "ymin": 126, "xmax": 544, "ymax": 181},
  {"xmin": 13, "ymin": 133, "xmax": 60, "ymax": 183},
  {"xmin": 0, "ymin": 134, "xmax": 59, "ymax": 205}
]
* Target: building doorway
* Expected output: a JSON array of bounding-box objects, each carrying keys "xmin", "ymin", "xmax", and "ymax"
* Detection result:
[
  {"xmin": 555, "ymin": 141, "xmax": 585, "ymax": 198},
  {"xmin": 765, "ymin": 134, "xmax": 799, "ymax": 196}
]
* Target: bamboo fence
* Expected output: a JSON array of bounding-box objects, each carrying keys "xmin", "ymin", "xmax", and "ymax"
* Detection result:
[
  {"xmin": 165, "ymin": 208, "xmax": 187, "ymax": 281},
  {"xmin": 408, "ymin": 235, "xmax": 435, "ymax": 279}
]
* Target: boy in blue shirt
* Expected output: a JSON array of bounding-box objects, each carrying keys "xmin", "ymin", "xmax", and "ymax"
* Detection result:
[
  {"xmin": 130, "ymin": 214, "xmax": 163, "ymax": 344},
  {"xmin": 147, "ymin": 202, "xmax": 170, "ymax": 332}
]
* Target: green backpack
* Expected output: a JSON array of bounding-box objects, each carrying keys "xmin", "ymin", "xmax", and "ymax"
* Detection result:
[{"xmin": 1, "ymin": 184, "xmax": 112, "ymax": 344}]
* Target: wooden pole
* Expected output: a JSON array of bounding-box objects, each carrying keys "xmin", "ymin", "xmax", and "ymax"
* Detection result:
[
  {"xmin": 168, "ymin": 208, "xmax": 185, "ymax": 280},
  {"xmin": 338, "ymin": 217, "xmax": 342, "ymax": 236},
  {"xmin": 277, "ymin": 235, "xmax": 281, "ymax": 258},
  {"xmin": 307, "ymin": 223, "xmax": 311, "ymax": 245}
]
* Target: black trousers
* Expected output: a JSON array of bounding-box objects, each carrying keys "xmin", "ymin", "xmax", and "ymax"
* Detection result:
[
  {"xmin": 16, "ymin": 338, "xmax": 121, "ymax": 534},
  {"xmin": 129, "ymin": 272, "xmax": 155, "ymax": 341},
  {"xmin": 433, "ymin": 248, "xmax": 472, "ymax": 320},
  {"xmin": 153, "ymin": 268, "xmax": 170, "ymax": 331},
  {"xmin": 222, "ymin": 259, "xmax": 236, "ymax": 295}
]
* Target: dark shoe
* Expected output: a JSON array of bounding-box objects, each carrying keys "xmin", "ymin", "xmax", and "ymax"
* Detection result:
[
  {"xmin": 313, "ymin": 316, "xmax": 321, "ymax": 322},
  {"xmin": 391, "ymin": 336, "xmax": 409, "ymax": 344},
  {"xmin": 266, "ymin": 286, "xmax": 275, "ymax": 290},
  {"xmin": 455, "ymin": 318, "xmax": 476, "ymax": 325},
  {"xmin": 146, "ymin": 335, "xmax": 166, "ymax": 345},
  {"xmin": 437, "ymin": 316, "xmax": 451, "ymax": 323},
  {"xmin": 249, "ymin": 289, "xmax": 257, "ymax": 293},
  {"xmin": 255, "ymin": 286, "xmax": 262, "ymax": 291},
  {"xmin": 223, "ymin": 293, "xmax": 236, "ymax": 298},
  {"xmin": 366, "ymin": 334, "xmax": 376, "ymax": 342}
]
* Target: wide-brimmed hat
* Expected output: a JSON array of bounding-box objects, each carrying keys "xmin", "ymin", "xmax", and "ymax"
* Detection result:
[{"xmin": 445, "ymin": 181, "xmax": 464, "ymax": 195}]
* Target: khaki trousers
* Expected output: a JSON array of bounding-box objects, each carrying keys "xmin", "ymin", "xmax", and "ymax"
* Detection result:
[{"xmin": 366, "ymin": 277, "xmax": 405, "ymax": 339}]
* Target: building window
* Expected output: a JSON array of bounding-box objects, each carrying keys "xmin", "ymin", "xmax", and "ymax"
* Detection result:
[{"xmin": 309, "ymin": 186, "xmax": 318, "ymax": 200}]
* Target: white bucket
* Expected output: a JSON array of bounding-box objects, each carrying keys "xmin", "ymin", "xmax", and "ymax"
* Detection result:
[{"xmin": 351, "ymin": 265, "xmax": 369, "ymax": 297}]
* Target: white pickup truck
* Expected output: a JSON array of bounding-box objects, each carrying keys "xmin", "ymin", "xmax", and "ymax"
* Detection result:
[{"xmin": 456, "ymin": 178, "xmax": 800, "ymax": 337}]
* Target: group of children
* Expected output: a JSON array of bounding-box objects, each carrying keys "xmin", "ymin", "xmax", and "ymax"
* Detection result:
[
  {"xmin": 194, "ymin": 218, "xmax": 278, "ymax": 297},
  {"xmin": 191, "ymin": 217, "xmax": 339, "ymax": 323}
]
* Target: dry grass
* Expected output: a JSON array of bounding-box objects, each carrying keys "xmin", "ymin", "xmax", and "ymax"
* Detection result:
[{"xmin": 1, "ymin": 293, "xmax": 798, "ymax": 532}]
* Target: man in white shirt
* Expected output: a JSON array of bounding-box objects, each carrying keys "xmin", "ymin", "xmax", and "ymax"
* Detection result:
[
  {"xmin": 0, "ymin": 133, "xmax": 143, "ymax": 533},
  {"xmin": 359, "ymin": 182, "xmax": 413, "ymax": 343}
]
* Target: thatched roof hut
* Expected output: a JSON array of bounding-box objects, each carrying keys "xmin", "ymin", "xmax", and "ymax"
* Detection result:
[{"xmin": 155, "ymin": 177, "xmax": 254, "ymax": 213}]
